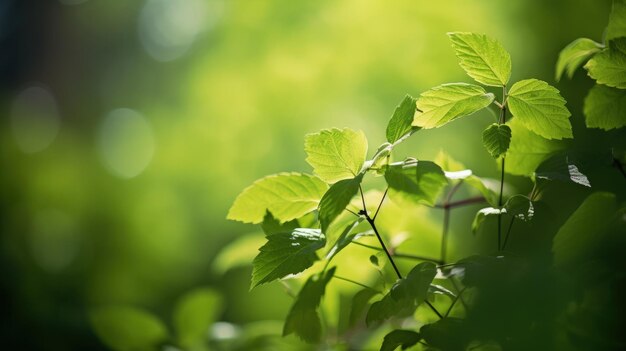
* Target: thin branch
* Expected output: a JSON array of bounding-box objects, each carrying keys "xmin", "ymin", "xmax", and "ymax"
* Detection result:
[
  {"xmin": 352, "ymin": 241, "xmax": 442, "ymax": 264},
  {"xmin": 433, "ymin": 196, "xmax": 486, "ymax": 209},
  {"xmin": 613, "ymin": 158, "xmax": 626, "ymax": 179},
  {"xmin": 449, "ymin": 277, "xmax": 469, "ymax": 311},
  {"xmin": 373, "ymin": 188, "xmax": 388, "ymax": 221},
  {"xmin": 501, "ymin": 217, "xmax": 515, "ymax": 250},
  {"xmin": 441, "ymin": 181, "xmax": 463, "ymax": 263},
  {"xmin": 334, "ymin": 275, "xmax": 380, "ymax": 293},
  {"xmin": 497, "ymin": 85, "xmax": 508, "ymax": 251},
  {"xmin": 445, "ymin": 287, "xmax": 467, "ymax": 317},
  {"xmin": 358, "ymin": 185, "xmax": 368, "ymax": 215},
  {"xmin": 344, "ymin": 208, "xmax": 360, "ymax": 217}
]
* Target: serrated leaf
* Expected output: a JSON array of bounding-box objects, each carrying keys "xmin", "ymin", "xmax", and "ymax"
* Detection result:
[
  {"xmin": 380, "ymin": 330, "xmax": 422, "ymax": 351},
  {"xmin": 251, "ymin": 228, "xmax": 326, "ymax": 288},
  {"xmin": 261, "ymin": 211, "xmax": 299, "ymax": 236},
  {"xmin": 585, "ymin": 38, "xmax": 626, "ymax": 89},
  {"xmin": 507, "ymin": 79, "xmax": 572, "ymax": 140},
  {"xmin": 305, "ymin": 128, "xmax": 368, "ymax": 183},
  {"xmin": 385, "ymin": 159, "xmax": 448, "ymax": 206},
  {"xmin": 482, "ymin": 123, "xmax": 511, "ymax": 158},
  {"xmin": 318, "ymin": 174, "xmax": 363, "ymax": 233},
  {"xmin": 556, "ymin": 38, "xmax": 603, "ymax": 81},
  {"xmin": 349, "ymin": 288, "xmax": 379, "ymax": 326},
  {"xmin": 448, "ymin": 32, "xmax": 511, "ymax": 86},
  {"xmin": 228, "ymin": 173, "xmax": 328, "ymax": 224},
  {"xmin": 505, "ymin": 118, "xmax": 566, "ymax": 176},
  {"xmin": 89, "ymin": 306, "xmax": 168, "ymax": 351},
  {"xmin": 535, "ymin": 155, "xmax": 591, "ymax": 187},
  {"xmin": 472, "ymin": 207, "xmax": 505, "ymax": 235},
  {"xmin": 387, "ymin": 95, "xmax": 420, "ymax": 144},
  {"xmin": 283, "ymin": 267, "xmax": 335, "ymax": 343},
  {"xmin": 583, "ymin": 84, "xmax": 626, "ymax": 130},
  {"xmin": 413, "ymin": 83, "xmax": 495, "ymax": 128},
  {"xmin": 504, "ymin": 195, "xmax": 534, "ymax": 221},
  {"xmin": 553, "ymin": 192, "xmax": 617, "ymax": 268},
  {"xmin": 607, "ymin": 0, "xmax": 626, "ymax": 41},
  {"xmin": 174, "ymin": 288, "xmax": 222, "ymax": 350}
]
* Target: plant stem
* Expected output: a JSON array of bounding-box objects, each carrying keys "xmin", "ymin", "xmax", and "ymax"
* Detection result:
[
  {"xmin": 334, "ymin": 275, "xmax": 380, "ymax": 292},
  {"xmin": 497, "ymin": 85, "xmax": 508, "ymax": 251},
  {"xmin": 373, "ymin": 188, "xmax": 388, "ymax": 221},
  {"xmin": 434, "ymin": 196, "xmax": 486, "ymax": 209},
  {"xmin": 440, "ymin": 181, "xmax": 463, "ymax": 263},
  {"xmin": 501, "ymin": 217, "xmax": 515, "ymax": 250},
  {"xmin": 445, "ymin": 286, "xmax": 467, "ymax": 317},
  {"xmin": 351, "ymin": 241, "xmax": 442, "ymax": 264}
]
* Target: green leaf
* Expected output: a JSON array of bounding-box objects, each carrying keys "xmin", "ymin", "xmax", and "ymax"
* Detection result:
[
  {"xmin": 472, "ymin": 207, "xmax": 505, "ymax": 235},
  {"xmin": 505, "ymin": 118, "xmax": 566, "ymax": 176},
  {"xmin": 420, "ymin": 318, "xmax": 468, "ymax": 351},
  {"xmin": 583, "ymin": 84, "xmax": 626, "ymax": 130},
  {"xmin": 387, "ymin": 95, "xmax": 420, "ymax": 144},
  {"xmin": 349, "ymin": 288, "xmax": 379, "ymax": 326},
  {"xmin": 385, "ymin": 159, "xmax": 448, "ymax": 206},
  {"xmin": 212, "ymin": 232, "xmax": 266, "ymax": 274},
  {"xmin": 251, "ymin": 228, "xmax": 326, "ymax": 288},
  {"xmin": 380, "ymin": 330, "xmax": 422, "ymax": 351},
  {"xmin": 305, "ymin": 128, "xmax": 368, "ymax": 183},
  {"xmin": 585, "ymin": 38, "xmax": 626, "ymax": 89},
  {"xmin": 464, "ymin": 175, "xmax": 499, "ymax": 207},
  {"xmin": 535, "ymin": 155, "xmax": 591, "ymax": 187},
  {"xmin": 89, "ymin": 306, "xmax": 168, "ymax": 351},
  {"xmin": 261, "ymin": 211, "xmax": 300, "ymax": 236},
  {"xmin": 227, "ymin": 173, "xmax": 328, "ymax": 224},
  {"xmin": 283, "ymin": 267, "xmax": 335, "ymax": 343},
  {"xmin": 482, "ymin": 123, "xmax": 511, "ymax": 158},
  {"xmin": 507, "ymin": 79, "xmax": 572, "ymax": 140},
  {"xmin": 556, "ymin": 38, "xmax": 603, "ymax": 81},
  {"xmin": 326, "ymin": 218, "xmax": 364, "ymax": 260},
  {"xmin": 366, "ymin": 292, "xmax": 414, "ymax": 326},
  {"xmin": 606, "ymin": 0, "xmax": 626, "ymax": 41},
  {"xmin": 503, "ymin": 195, "xmax": 534, "ymax": 221},
  {"xmin": 553, "ymin": 192, "xmax": 617, "ymax": 268},
  {"xmin": 318, "ymin": 174, "xmax": 363, "ymax": 233},
  {"xmin": 448, "ymin": 32, "xmax": 512, "ymax": 86},
  {"xmin": 174, "ymin": 288, "xmax": 222, "ymax": 350},
  {"xmin": 413, "ymin": 83, "xmax": 495, "ymax": 129}
]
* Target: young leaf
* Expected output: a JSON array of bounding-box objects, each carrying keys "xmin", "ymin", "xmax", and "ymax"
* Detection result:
[
  {"xmin": 504, "ymin": 195, "xmax": 534, "ymax": 221},
  {"xmin": 318, "ymin": 174, "xmax": 363, "ymax": 233},
  {"xmin": 349, "ymin": 288, "xmax": 379, "ymax": 326},
  {"xmin": 556, "ymin": 38, "xmax": 603, "ymax": 81},
  {"xmin": 251, "ymin": 228, "xmax": 326, "ymax": 288},
  {"xmin": 228, "ymin": 173, "xmax": 328, "ymax": 224},
  {"xmin": 505, "ymin": 118, "xmax": 566, "ymax": 176},
  {"xmin": 552, "ymin": 192, "xmax": 617, "ymax": 268},
  {"xmin": 507, "ymin": 79, "xmax": 573, "ymax": 140},
  {"xmin": 584, "ymin": 38, "xmax": 626, "ymax": 89},
  {"xmin": 583, "ymin": 84, "xmax": 626, "ymax": 130},
  {"xmin": 472, "ymin": 207, "xmax": 505, "ymax": 234},
  {"xmin": 535, "ymin": 155, "xmax": 591, "ymax": 187},
  {"xmin": 283, "ymin": 267, "xmax": 335, "ymax": 343},
  {"xmin": 413, "ymin": 83, "xmax": 495, "ymax": 129},
  {"xmin": 606, "ymin": 0, "xmax": 626, "ymax": 42},
  {"xmin": 385, "ymin": 159, "xmax": 448, "ymax": 206},
  {"xmin": 89, "ymin": 306, "xmax": 169, "ymax": 351},
  {"xmin": 305, "ymin": 128, "xmax": 368, "ymax": 183},
  {"xmin": 448, "ymin": 32, "xmax": 511, "ymax": 86},
  {"xmin": 380, "ymin": 330, "xmax": 422, "ymax": 351},
  {"xmin": 482, "ymin": 123, "xmax": 512, "ymax": 158},
  {"xmin": 387, "ymin": 95, "xmax": 419, "ymax": 144},
  {"xmin": 174, "ymin": 288, "xmax": 222, "ymax": 350}
]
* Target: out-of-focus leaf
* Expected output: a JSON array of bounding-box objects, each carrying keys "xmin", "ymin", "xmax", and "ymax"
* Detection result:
[
  {"xmin": 213, "ymin": 232, "xmax": 265, "ymax": 274},
  {"xmin": 251, "ymin": 229, "xmax": 325, "ymax": 288},
  {"xmin": 556, "ymin": 38, "xmax": 602, "ymax": 81},
  {"xmin": 535, "ymin": 155, "xmax": 591, "ymax": 187},
  {"xmin": 420, "ymin": 318, "xmax": 468, "ymax": 351},
  {"xmin": 448, "ymin": 32, "xmax": 511, "ymax": 86},
  {"xmin": 227, "ymin": 173, "xmax": 328, "ymax": 224},
  {"xmin": 380, "ymin": 329, "xmax": 422, "ymax": 351},
  {"xmin": 607, "ymin": 0, "xmax": 626, "ymax": 41},
  {"xmin": 583, "ymin": 84, "xmax": 626, "ymax": 130},
  {"xmin": 305, "ymin": 128, "xmax": 368, "ymax": 183},
  {"xmin": 283, "ymin": 267, "xmax": 335, "ymax": 343},
  {"xmin": 482, "ymin": 123, "xmax": 511, "ymax": 158},
  {"xmin": 464, "ymin": 175, "xmax": 499, "ymax": 207},
  {"xmin": 89, "ymin": 306, "xmax": 168, "ymax": 351},
  {"xmin": 349, "ymin": 288, "xmax": 379, "ymax": 326},
  {"xmin": 174, "ymin": 288, "xmax": 222, "ymax": 350},
  {"xmin": 387, "ymin": 95, "xmax": 420, "ymax": 144},
  {"xmin": 507, "ymin": 79, "xmax": 572, "ymax": 140},
  {"xmin": 504, "ymin": 195, "xmax": 534, "ymax": 221},
  {"xmin": 505, "ymin": 118, "xmax": 566, "ymax": 176},
  {"xmin": 413, "ymin": 83, "xmax": 494, "ymax": 128},
  {"xmin": 318, "ymin": 174, "xmax": 363, "ymax": 233},
  {"xmin": 385, "ymin": 159, "xmax": 448, "ymax": 206},
  {"xmin": 585, "ymin": 38, "xmax": 626, "ymax": 89}
]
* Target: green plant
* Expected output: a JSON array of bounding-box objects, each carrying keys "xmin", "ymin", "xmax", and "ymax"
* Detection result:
[{"xmin": 226, "ymin": 3, "xmax": 626, "ymax": 351}]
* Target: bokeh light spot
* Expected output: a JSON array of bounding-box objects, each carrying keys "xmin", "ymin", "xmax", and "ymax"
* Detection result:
[{"xmin": 11, "ymin": 85, "xmax": 60, "ymax": 154}]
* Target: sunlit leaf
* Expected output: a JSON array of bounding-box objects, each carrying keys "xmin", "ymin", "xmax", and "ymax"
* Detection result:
[
  {"xmin": 553, "ymin": 192, "xmax": 617, "ymax": 268},
  {"xmin": 387, "ymin": 95, "xmax": 420, "ymax": 144},
  {"xmin": 318, "ymin": 174, "xmax": 363, "ymax": 233},
  {"xmin": 251, "ymin": 228, "xmax": 326, "ymax": 288},
  {"xmin": 283, "ymin": 267, "xmax": 335, "ymax": 343},
  {"xmin": 607, "ymin": 0, "xmax": 626, "ymax": 41},
  {"xmin": 583, "ymin": 84, "xmax": 626, "ymax": 130},
  {"xmin": 505, "ymin": 118, "xmax": 566, "ymax": 176},
  {"xmin": 305, "ymin": 128, "xmax": 368, "ymax": 183},
  {"xmin": 472, "ymin": 207, "xmax": 505, "ymax": 235},
  {"xmin": 174, "ymin": 288, "xmax": 222, "ymax": 350},
  {"xmin": 413, "ymin": 83, "xmax": 495, "ymax": 128},
  {"xmin": 464, "ymin": 176, "xmax": 499, "ymax": 207},
  {"xmin": 556, "ymin": 38, "xmax": 603, "ymax": 81},
  {"xmin": 448, "ymin": 32, "xmax": 512, "ymax": 86},
  {"xmin": 385, "ymin": 159, "xmax": 448, "ymax": 206},
  {"xmin": 380, "ymin": 330, "xmax": 422, "ymax": 351},
  {"xmin": 325, "ymin": 218, "xmax": 364, "ymax": 260},
  {"xmin": 482, "ymin": 123, "xmax": 511, "ymax": 158},
  {"xmin": 261, "ymin": 211, "xmax": 300, "ymax": 236},
  {"xmin": 228, "ymin": 173, "xmax": 328, "ymax": 224},
  {"xmin": 585, "ymin": 38, "xmax": 626, "ymax": 89},
  {"xmin": 535, "ymin": 155, "xmax": 591, "ymax": 187},
  {"xmin": 507, "ymin": 79, "xmax": 572, "ymax": 140},
  {"xmin": 89, "ymin": 306, "xmax": 168, "ymax": 351}
]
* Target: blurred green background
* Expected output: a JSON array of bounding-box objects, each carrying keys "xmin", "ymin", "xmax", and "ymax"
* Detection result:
[{"xmin": 0, "ymin": 0, "xmax": 615, "ymax": 349}]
